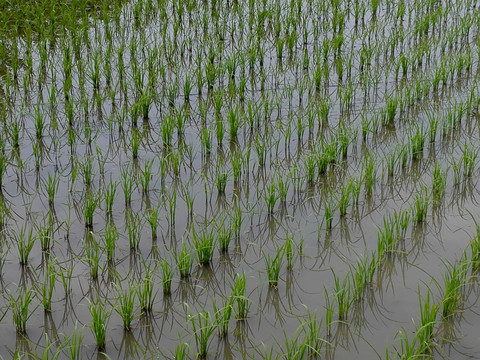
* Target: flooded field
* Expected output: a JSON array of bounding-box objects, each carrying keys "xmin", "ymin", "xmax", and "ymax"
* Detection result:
[{"xmin": 0, "ymin": 0, "xmax": 480, "ymax": 358}]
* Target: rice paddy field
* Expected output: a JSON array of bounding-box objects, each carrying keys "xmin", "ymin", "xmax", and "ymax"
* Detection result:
[{"xmin": 0, "ymin": 0, "xmax": 480, "ymax": 358}]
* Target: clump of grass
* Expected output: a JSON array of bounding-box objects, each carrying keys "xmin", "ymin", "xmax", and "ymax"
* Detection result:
[
  {"xmin": 217, "ymin": 221, "xmax": 232, "ymax": 252},
  {"xmin": 17, "ymin": 226, "xmax": 35, "ymax": 266},
  {"xmin": 231, "ymin": 272, "xmax": 250, "ymax": 320},
  {"xmin": 213, "ymin": 298, "xmax": 233, "ymax": 337},
  {"xmin": 83, "ymin": 191, "xmax": 99, "ymax": 228},
  {"xmin": 264, "ymin": 181, "xmax": 278, "ymax": 215},
  {"xmin": 42, "ymin": 260, "xmax": 56, "ymax": 312},
  {"xmin": 216, "ymin": 169, "xmax": 228, "ymax": 194},
  {"xmin": 416, "ymin": 289, "xmax": 438, "ymax": 353},
  {"xmin": 192, "ymin": 225, "xmax": 215, "ymax": 265},
  {"xmin": 332, "ymin": 270, "xmax": 352, "ymax": 321},
  {"xmin": 187, "ymin": 307, "xmax": 217, "ymax": 360},
  {"xmin": 67, "ymin": 323, "xmax": 83, "ymax": 360},
  {"xmin": 431, "ymin": 162, "xmax": 447, "ymax": 204},
  {"xmin": 265, "ymin": 245, "xmax": 284, "ymax": 287},
  {"xmin": 462, "ymin": 143, "xmax": 478, "ymax": 177},
  {"xmin": 442, "ymin": 259, "xmax": 467, "ymax": 318},
  {"xmin": 146, "ymin": 205, "xmax": 159, "ymax": 240},
  {"xmin": 88, "ymin": 299, "xmax": 111, "ymax": 350},
  {"xmin": 104, "ymin": 181, "xmax": 117, "ymax": 217},
  {"xmin": 126, "ymin": 211, "xmax": 142, "ymax": 250},
  {"xmin": 161, "ymin": 259, "xmax": 173, "ymax": 295},
  {"xmin": 103, "ymin": 222, "xmax": 117, "ymax": 263},
  {"xmin": 115, "ymin": 283, "xmax": 136, "ymax": 331},
  {"xmin": 470, "ymin": 226, "xmax": 480, "ymax": 271},
  {"xmin": 175, "ymin": 241, "xmax": 193, "ymax": 278},
  {"xmin": 9, "ymin": 287, "xmax": 36, "ymax": 333},
  {"xmin": 413, "ymin": 186, "xmax": 429, "ymax": 223},
  {"xmin": 137, "ymin": 265, "xmax": 155, "ymax": 313},
  {"xmin": 284, "ymin": 233, "xmax": 296, "ymax": 270}
]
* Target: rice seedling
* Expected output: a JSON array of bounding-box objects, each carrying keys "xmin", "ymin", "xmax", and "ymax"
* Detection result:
[
  {"xmin": 83, "ymin": 191, "xmax": 99, "ymax": 228},
  {"xmin": 137, "ymin": 265, "xmax": 155, "ymax": 313},
  {"xmin": 161, "ymin": 259, "xmax": 173, "ymax": 295},
  {"xmin": 216, "ymin": 170, "xmax": 228, "ymax": 194},
  {"xmin": 413, "ymin": 186, "xmax": 429, "ymax": 223},
  {"xmin": 37, "ymin": 217, "xmax": 54, "ymax": 252},
  {"xmin": 323, "ymin": 195, "xmax": 335, "ymax": 231},
  {"xmin": 192, "ymin": 225, "xmax": 215, "ymax": 265},
  {"xmin": 324, "ymin": 288, "xmax": 334, "ymax": 337},
  {"xmin": 416, "ymin": 289, "xmax": 438, "ymax": 354},
  {"xmin": 264, "ymin": 181, "xmax": 278, "ymax": 216},
  {"xmin": 121, "ymin": 167, "xmax": 135, "ymax": 207},
  {"xmin": 187, "ymin": 306, "xmax": 217, "ymax": 360},
  {"xmin": 284, "ymin": 233, "xmax": 295, "ymax": 270},
  {"xmin": 217, "ymin": 221, "xmax": 232, "ymax": 252},
  {"xmin": 431, "ymin": 162, "xmax": 447, "ymax": 204},
  {"xmin": 264, "ymin": 245, "xmax": 284, "ymax": 287},
  {"xmin": 231, "ymin": 272, "xmax": 250, "ymax": 320},
  {"xmin": 42, "ymin": 260, "xmax": 56, "ymax": 312},
  {"xmin": 88, "ymin": 299, "xmax": 111, "ymax": 350},
  {"xmin": 332, "ymin": 270, "xmax": 351, "ymax": 321},
  {"xmin": 172, "ymin": 343, "xmax": 189, "ymax": 360},
  {"xmin": 103, "ymin": 222, "xmax": 117, "ymax": 263},
  {"xmin": 126, "ymin": 211, "xmax": 142, "ymax": 250},
  {"xmin": 462, "ymin": 143, "xmax": 478, "ymax": 177},
  {"xmin": 146, "ymin": 205, "xmax": 159, "ymax": 240},
  {"xmin": 115, "ymin": 283, "xmax": 136, "ymax": 331},
  {"xmin": 338, "ymin": 181, "xmax": 351, "ymax": 217},
  {"xmin": 213, "ymin": 298, "xmax": 233, "ymax": 337},
  {"xmin": 67, "ymin": 323, "xmax": 83, "ymax": 360},
  {"xmin": 442, "ymin": 260, "xmax": 467, "ymax": 318},
  {"xmin": 140, "ymin": 159, "xmax": 153, "ymax": 193},
  {"xmin": 17, "ymin": 226, "xmax": 35, "ymax": 266},
  {"xmin": 175, "ymin": 241, "xmax": 193, "ymax": 278},
  {"xmin": 84, "ymin": 232, "xmax": 100, "ymax": 280},
  {"xmin": 45, "ymin": 172, "xmax": 58, "ymax": 206},
  {"xmin": 9, "ymin": 287, "xmax": 36, "ymax": 334}
]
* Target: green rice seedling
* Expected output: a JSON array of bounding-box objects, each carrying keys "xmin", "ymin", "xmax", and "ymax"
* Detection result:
[
  {"xmin": 324, "ymin": 288, "xmax": 333, "ymax": 337},
  {"xmin": 161, "ymin": 259, "xmax": 173, "ymax": 295},
  {"xmin": 462, "ymin": 143, "xmax": 478, "ymax": 177},
  {"xmin": 413, "ymin": 186, "xmax": 429, "ymax": 223},
  {"xmin": 217, "ymin": 221, "xmax": 232, "ymax": 252},
  {"xmin": 228, "ymin": 106, "xmax": 240, "ymax": 141},
  {"xmin": 121, "ymin": 167, "xmax": 134, "ymax": 206},
  {"xmin": 231, "ymin": 151, "xmax": 243, "ymax": 184},
  {"xmin": 17, "ymin": 226, "xmax": 35, "ymax": 265},
  {"xmin": 332, "ymin": 270, "xmax": 351, "ymax": 321},
  {"xmin": 131, "ymin": 127, "xmax": 140, "ymax": 159},
  {"xmin": 216, "ymin": 170, "xmax": 228, "ymax": 194},
  {"xmin": 167, "ymin": 186, "xmax": 177, "ymax": 226},
  {"xmin": 173, "ymin": 342, "xmax": 189, "ymax": 360},
  {"xmin": 338, "ymin": 181, "xmax": 351, "ymax": 217},
  {"xmin": 389, "ymin": 329, "xmax": 418, "ymax": 360},
  {"xmin": 284, "ymin": 233, "xmax": 295, "ymax": 270},
  {"xmin": 385, "ymin": 95, "xmax": 398, "ymax": 123},
  {"xmin": 34, "ymin": 107, "xmax": 44, "ymax": 139},
  {"xmin": 192, "ymin": 225, "xmax": 215, "ymax": 265},
  {"xmin": 126, "ymin": 211, "xmax": 142, "ymax": 249},
  {"xmin": 410, "ymin": 126, "xmax": 425, "ymax": 160},
  {"xmin": 363, "ymin": 153, "xmax": 376, "ymax": 195},
  {"xmin": 432, "ymin": 162, "xmax": 447, "ymax": 204},
  {"xmin": 104, "ymin": 181, "xmax": 117, "ymax": 217},
  {"xmin": 304, "ymin": 153, "xmax": 316, "ymax": 184},
  {"xmin": 88, "ymin": 299, "xmax": 111, "ymax": 350},
  {"xmin": 187, "ymin": 307, "xmax": 218, "ymax": 360},
  {"xmin": 395, "ymin": 210, "xmax": 411, "ymax": 240},
  {"xmin": 200, "ymin": 126, "xmax": 212, "ymax": 156},
  {"xmin": 277, "ymin": 176, "xmax": 289, "ymax": 203},
  {"xmin": 45, "ymin": 172, "xmax": 58, "ymax": 206},
  {"xmin": 452, "ymin": 159, "xmax": 462, "ymax": 185},
  {"xmin": 213, "ymin": 297, "xmax": 233, "ymax": 337},
  {"xmin": 175, "ymin": 241, "xmax": 193, "ymax": 278},
  {"xmin": 301, "ymin": 307, "xmax": 323, "ymax": 355},
  {"xmin": 9, "ymin": 287, "xmax": 36, "ymax": 334},
  {"xmin": 115, "ymin": 283, "xmax": 136, "ymax": 330},
  {"xmin": 140, "ymin": 159, "xmax": 153, "ymax": 193},
  {"xmin": 67, "ymin": 323, "xmax": 83, "ymax": 360},
  {"xmin": 83, "ymin": 191, "xmax": 99, "ymax": 228},
  {"xmin": 138, "ymin": 265, "xmax": 155, "ymax": 313},
  {"xmin": 103, "ymin": 222, "xmax": 117, "ymax": 263},
  {"xmin": 470, "ymin": 226, "xmax": 480, "ymax": 271},
  {"xmin": 256, "ymin": 137, "xmax": 267, "ymax": 167},
  {"xmin": 232, "ymin": 205, "xmax": 242, "ymax": 238},
  {"xmin": 324, "ymin": 195, "xmax": 334, "ymax": 231},
  {"xmin": 42, "ymin": 260, "xmax": 56, "ymax": 312},
  {"xmin": 416, "ymin": 289, "xmax": 438, "ymax": 353},
  {"xmin": 38, "ymin": 217, "xmax": 54, "ymax": 252},
  {"xmin": 265, "ymin": 181, "xmax": 278, "ymax": 215},
  {"xmin": 146, "ymin": 205, "xmax": 159, "ymax": 239},
  {"xmin": 442, "ymin": 261, "xmax": 467, "ymax": 318},
  {"xmin": 81, "ymin": 157, "xmax": 93, "ymax": 187},
  {"xmin": 85, "ymin": 232, "xmax": 100, "ymax": 280},
  {"xmin": 351, "ymin": 258, "xmax": 368, "ymax": 301},
  {"xmin": 429, "ymin": 114, "xmax": 439, "ymax": 143},
  {"xmin": 377, "ymin": 215, "xmax": 397, "ymax": 256},
  {"xmin": 282, "ymin": 328, "xmax": 309, "ymax": 360},
  {"xmin": 231, "ymin": 272, "xmax": 250, "ymax": 320},
  {"xmin": 264, "ymin": 245, "xmax": 284, "ymax": 287}
]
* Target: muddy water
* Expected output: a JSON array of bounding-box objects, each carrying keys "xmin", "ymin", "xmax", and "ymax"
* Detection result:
[{"xmin": 0, "ymin": 0, "xmax": 480, "ymax": 359}]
